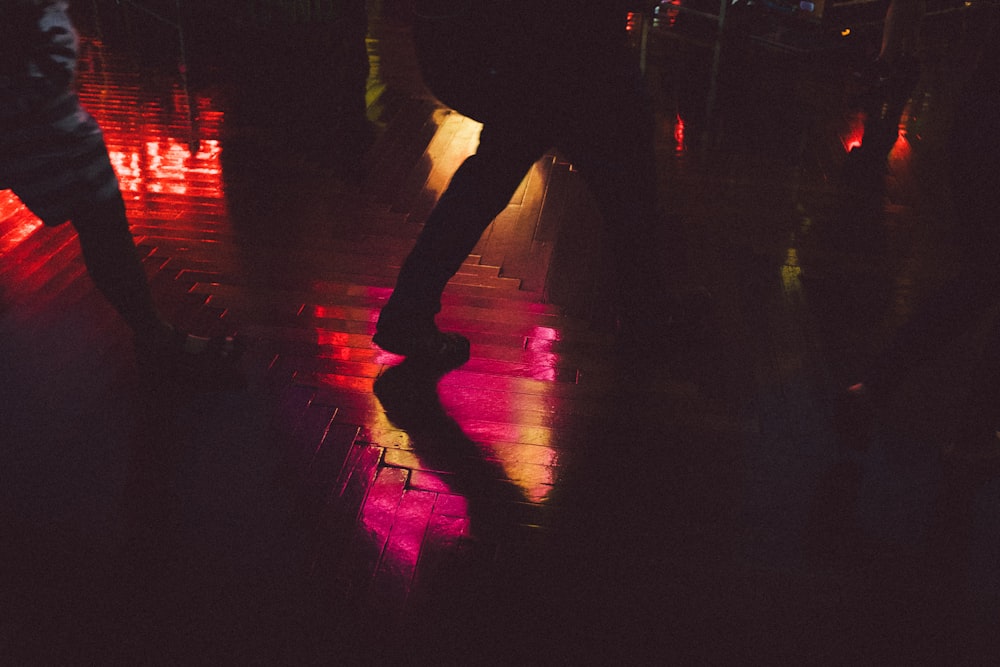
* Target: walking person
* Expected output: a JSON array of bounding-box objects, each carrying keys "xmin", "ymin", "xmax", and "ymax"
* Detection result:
[
  {"xmin": 372, "ymin": 0, "xmax": 708, "ymax": 367},
  {"xmin": 836, "ymin": 1, "xmax": 1000, "ymax": 461},
  {"xmin": 844, "ymin": 0, "xmax": 926, "ymax": 186},
  {"xmin": 1, "ymin": 0, "xmax": 241, "ymax": 369}
]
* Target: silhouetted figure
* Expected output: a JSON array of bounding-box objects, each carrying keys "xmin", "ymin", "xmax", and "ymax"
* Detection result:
[
  {"xmin": 372, "ymin": 0, "xmax": 708, "ymax": 367},
  {"xmin": 846, "ymin": 0, "xmax": 925, "ymax": 170},
  {"xmin": 835, "ymin": 3, "xmax": 1000, "ymax": 464},
  {"xmin": 212, "ymin": 0, "xmax": 373, "ymax": 171},
  {"xmin": 1, "ymin": 0, "xmax": 241, "ymax": 372},
  {"xmin": 812, "ymin": 12, "xmax": 1000, "ymax": 655}
]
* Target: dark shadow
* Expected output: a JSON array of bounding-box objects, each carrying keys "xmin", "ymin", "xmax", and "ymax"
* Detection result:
[
  {"xmin": 373, "ymin": 359, "xmax": 528, "ymax": 540},
  {"xmin": 368, "ymin": 360, "xmax": 553, "ymax": 664},
  {"xmin": 802, "ymin": 439, "xmax": 1000, "ymax": 662},
  {"xmin": 195, "ymin": 3, "xmax": 375, "ymax": 177},
  {"xmin": 112, "ymin": 372, "xmax": 320, "ymax": 663}
]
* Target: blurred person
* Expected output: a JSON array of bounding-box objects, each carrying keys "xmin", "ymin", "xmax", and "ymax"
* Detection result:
[
  {"xmin": 373, "ymin": 0, "xmax": 708, "ymax": 367},
  {"xmin": 848, "ymin": 0, "xmax": 926, "ymax": 166},
  {"xmin": 836, "ymin": 2, "xmax": 1000, "ymax": 462},
  {"xmin": 878, "ymin": 0, "xmax": 924, "ymax": 65},
  {"xmin": 1, "ymin": 0, "xmax": 241, "ymax": 369}
]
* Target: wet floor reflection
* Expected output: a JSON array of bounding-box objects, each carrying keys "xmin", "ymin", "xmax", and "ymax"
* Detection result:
[
  {"xmin": 5, "ymin": 3, "xmax": 1000, "ymax": 662},
  {"xmin": 373, "ymin": 360, "xmax": 530, "ymax": 540}
]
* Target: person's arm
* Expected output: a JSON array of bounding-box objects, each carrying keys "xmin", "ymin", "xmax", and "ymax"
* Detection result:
[
  {"xmin": 32, "ymin": 0, "xmax": 79, "ymax": 89},
  {"xmin": 1, "ymin": 1, "xmax": 78, "ymax": 88}
]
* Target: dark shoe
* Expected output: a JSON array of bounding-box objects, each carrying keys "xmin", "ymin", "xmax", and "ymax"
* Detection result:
[
  {"xmin": 139, "ymin": 328, "xmax": 243, "ymax": 363},
  {"xmin": 833, "ymin": 383, "xmax": 875, "ymax": 452},
  {"xmin": 373, "ymin": 323, "xmax": 470, "ymax": 369},
  {"xmin": 136, "ymin": 328, "xmax": 246, "ymax": 389}
]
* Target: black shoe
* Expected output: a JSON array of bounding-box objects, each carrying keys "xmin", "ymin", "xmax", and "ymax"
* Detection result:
[
  {"xmin": 135, "ymin": 328, "xmax": 246, "ymax": 390},
  {"xmin": 373, "ymin": 323, "xmax": 470, "ymax": 369}
]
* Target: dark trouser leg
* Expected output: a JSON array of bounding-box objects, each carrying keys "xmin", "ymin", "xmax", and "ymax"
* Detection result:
[
  {"xmin": 70, "ymin": 193, "xmax": 162, "ymax": 335},
  {"xmin": 863, "ymin": 275, "xmax": 999, "ymax": 399},
  {"xmin": 379, "ymin": 126, "xmax": 544, "ymax": 328},
  {"xmin": 863, "ymin": 75, "xmax": 1000, "ymax": 401},
  {"xmin": 565, "ymin": 68, "xmax": 685, "ymax": 329}
]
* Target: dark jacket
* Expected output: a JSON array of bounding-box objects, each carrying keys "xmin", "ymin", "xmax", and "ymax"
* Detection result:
[
  {"xmin": 1, "ymin": 0, "xmax": 120, "ymax": 227},
  {"xmin": 1, "ymin": 0, "xmax": 78, "ymax": 114},
  {"xmin": 413, "ymin": 0, "xmax": 637, "ymax": 122}
]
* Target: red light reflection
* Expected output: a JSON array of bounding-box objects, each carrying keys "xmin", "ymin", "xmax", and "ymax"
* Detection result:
[
  {"xmin": 0, "ymin": 194, "xmax": 43, "ymax": 255},
  {"xmin": 1, "ymin": 38, "xmax": 228, "ymax": 289},
  {"xmin": 843, "ymin": 111, "xmax": 865, "ymax": 152},
  {"xmin": 673, "ymin": 113, "xmax": 687, "ymax": 153},
  {"xmin": 654, "ymin": 0, "xmax": 682, "ymax": 29},
  {"xmin": 107, "ymin": 139, "xmax": 223, "ymax": 197},
  {"xmin": 887, "ymin": 133, "xmax": 911, "ymax": 161}
]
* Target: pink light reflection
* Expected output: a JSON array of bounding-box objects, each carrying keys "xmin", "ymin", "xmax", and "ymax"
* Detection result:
[{"xmin": 358, "ymin": 467, "xmax": 418, "ymax": 577}]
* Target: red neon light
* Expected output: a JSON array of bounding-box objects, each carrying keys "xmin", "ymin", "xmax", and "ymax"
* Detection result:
[{"xmin": 673, "ymin": 113, "xmax": 686, "ymax": 153}]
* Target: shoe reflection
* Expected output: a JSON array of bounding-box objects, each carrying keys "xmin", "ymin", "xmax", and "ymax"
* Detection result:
[{"xmin": 373, "ymin": 359, "xmax": 527, "ymax": 540}]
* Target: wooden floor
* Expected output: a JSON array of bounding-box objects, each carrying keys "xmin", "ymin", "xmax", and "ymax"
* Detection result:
[{"xmin": 2, "ymin": 7, "xmax": 999, "ymax": 665}]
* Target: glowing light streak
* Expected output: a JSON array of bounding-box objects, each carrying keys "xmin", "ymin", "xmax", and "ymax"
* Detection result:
[
  {"xmin": 673, "ymin": 113, "xmax": 687, "ymax": 153},
  {"xmin": 842, "ymin": 111, "xmax": 866, "ymax": 152}
]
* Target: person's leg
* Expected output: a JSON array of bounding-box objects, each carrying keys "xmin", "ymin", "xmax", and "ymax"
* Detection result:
[
  {"xmin": 837, "ymin": 22, "xmax": 1000, "ymax": 450},
  {"xmin": 561, "ymin": 68, "xmax": 706, "ymax": 346},
  {"xmin": 70, "ymin": 192, "xmax": 241, "ymax": 361},
  {"xmin": 374, "ymin": 123, "xmax": 546, "ymax": 359},
  {"xmin": 71, "ymin": 192, "xmax": 164, "ymax": 337},
  {"xmin": 878, "ymin": 0, "xmax": 926, "ymax": 66},
  {"xmin": 834, "ymin": 218, "xmax": 1000, "ymax": 450},
  {"xmin": 848, "ymin": 0, "xmax": 925, "ymax": 165}
]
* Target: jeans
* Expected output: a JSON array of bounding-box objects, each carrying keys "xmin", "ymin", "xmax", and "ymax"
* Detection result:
[{"xmin": 380, "ymin": 65, "xmax": 669, "ymax": 327}]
